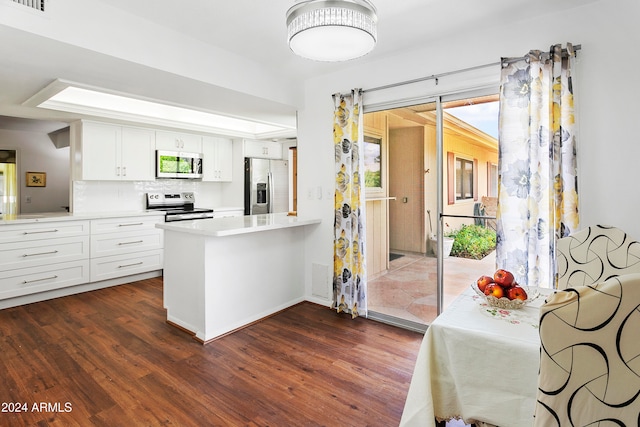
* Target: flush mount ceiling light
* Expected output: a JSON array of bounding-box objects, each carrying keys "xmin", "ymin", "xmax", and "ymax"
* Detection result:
[{"xmin": 286, "ymin": 0, "xmax": 378, "ymax": 62}]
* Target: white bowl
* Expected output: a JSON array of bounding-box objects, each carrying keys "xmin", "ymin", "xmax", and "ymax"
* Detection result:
[{"xmin": 470, "ymin": 282, "xmax": 540, "ymax": 309}]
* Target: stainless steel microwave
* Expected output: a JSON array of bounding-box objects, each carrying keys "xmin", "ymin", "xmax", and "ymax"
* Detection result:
[{"xmin": 156, "ymin": 150, "xmax": 203, "ymax": 179}]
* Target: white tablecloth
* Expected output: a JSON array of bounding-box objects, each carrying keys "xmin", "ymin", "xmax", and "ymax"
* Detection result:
[{"xmin": 400, "ymin": 286, "xmax": 553, "ymax": 427}]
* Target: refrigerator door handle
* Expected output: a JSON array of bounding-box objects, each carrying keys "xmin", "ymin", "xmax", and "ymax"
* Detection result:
[{"xmin": 268, "ymin": 171, "xmax": 274, "ymax": 214}]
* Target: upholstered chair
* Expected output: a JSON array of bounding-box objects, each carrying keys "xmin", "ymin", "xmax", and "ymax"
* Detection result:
[
  {"xmin": 535, "ymin": 274, "xmax": 640, "ymax": 425},
  {"xmin": 556, "ymin": 225, "xmax": 640, "ymax": 289}
]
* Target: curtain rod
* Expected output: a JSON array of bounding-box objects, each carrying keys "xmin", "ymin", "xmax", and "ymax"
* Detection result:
[{"xmin": 363, "ymin": 44, "xmax": 581, "ymax": 94}]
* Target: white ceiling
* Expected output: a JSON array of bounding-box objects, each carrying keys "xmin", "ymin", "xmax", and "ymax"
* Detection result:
[
  {"xmin": 0, "ymin": 0, "xmax": 595, "ymax": 135},
  {"xmin": 96, "ymin": 0, "xmax": 589, "ymax": 80}
]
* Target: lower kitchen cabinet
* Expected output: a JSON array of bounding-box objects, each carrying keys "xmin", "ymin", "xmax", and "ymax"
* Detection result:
[
  {"xmin": 0, "ymin": 220, "xmax": 90, "ymax": 301},
  {"xmin": 90, "ymin": 250, "xmax": 163, "ymax": 282},
  {"xmin": 0, "ymin": 260, "xmax": 90, "ymax": 300},
  {"xmin": 0, "ymin": 214, "xmax": 164, "ymax": 306},
  {"xmin": 89, "ymin": 216, "xmax": 164, "ymax": 282},
  {"xmin": 0, "ymin": 236, "xmax": 90, "ymax": 271}
]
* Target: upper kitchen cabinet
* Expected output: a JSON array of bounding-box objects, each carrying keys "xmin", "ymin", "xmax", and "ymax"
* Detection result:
[
  {"xmin": 202, "ymin": 136, "xmax": 233, "ymax": 182},
  {"xmin": 71, "ymin": 121, "xmax": 155, "ymax": 181},
  {"xmin": 155, "ymin": 130, "xmax": 202, "ymax": 153},
  {"xmin": 244, "ymin": 139, "xmax": 282, "ymax": 159}
]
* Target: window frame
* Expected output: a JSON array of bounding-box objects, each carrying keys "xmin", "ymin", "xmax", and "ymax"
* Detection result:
[
  {"xmin": 447, "ymin": 151, "xmax": 478, "ymax": 205},
  {"xmin": 364, "ymin": 127, "xmax": 386, "ymax": 197}
]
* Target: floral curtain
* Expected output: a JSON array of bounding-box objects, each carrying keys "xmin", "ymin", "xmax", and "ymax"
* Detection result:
[
  {"xmin": 333, "ymin": 89, "xmax": 367, "ymax": 318},
  {"xmin": 496, "ymin": 43, "xmax": 579, "ymax": 288}
]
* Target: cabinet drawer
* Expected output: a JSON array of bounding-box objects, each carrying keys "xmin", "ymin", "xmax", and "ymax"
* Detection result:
[
  {"xmin": 90, "ymin": 230, "xmax": 163, "ymax": 257},
  {"xmin": 90, "ymin": 250, "xmax": 163, "ymax": 282},
  {"xmin": 0, "ymin": 236, "xmax": 90, "ymax": 272},
  {"xmin": 90, "ymin": 216, "xmax": 163, "ymax": 234},
  {"xmin": 0, "ymin": 221, "xmax": 89, "ymax": 244},
  {"xmin": 0, "ymin": 260, "xmax": 90, "ymax": 300}
]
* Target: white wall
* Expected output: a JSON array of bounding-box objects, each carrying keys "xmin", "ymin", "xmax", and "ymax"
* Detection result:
[
  {"xmin": 0, "ymin": 128, "xmax": 70, "ymax": 213},
  {"xmin": 297, "ymin": 0, "xmax": 640, "ymax": 305}
]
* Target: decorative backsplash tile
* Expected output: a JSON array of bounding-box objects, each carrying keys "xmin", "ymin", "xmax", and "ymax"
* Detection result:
[{"xmin": 72, "ymin": 180, "xmax": 224, "ymax": 212}]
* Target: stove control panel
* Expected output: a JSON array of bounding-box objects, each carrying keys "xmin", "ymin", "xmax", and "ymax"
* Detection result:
[{"xmin": 146, "ymin": 192, "xmax": 196, "ymax": 209}]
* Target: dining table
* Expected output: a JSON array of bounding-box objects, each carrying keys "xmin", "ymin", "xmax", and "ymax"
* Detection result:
[{"xmin": 400, "ymin": 285, "xmax": 554, "ymax": 427}]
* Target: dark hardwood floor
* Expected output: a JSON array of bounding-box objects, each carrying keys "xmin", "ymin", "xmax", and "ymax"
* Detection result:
[{"xmin": 0, "ymin": 277, "xmax": 423, "ymax": 426}]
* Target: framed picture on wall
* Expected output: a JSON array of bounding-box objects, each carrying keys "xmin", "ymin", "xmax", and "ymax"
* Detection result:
[{"xmin": 26, "ymin": 171, "xmax": 46, "ymax": 187}]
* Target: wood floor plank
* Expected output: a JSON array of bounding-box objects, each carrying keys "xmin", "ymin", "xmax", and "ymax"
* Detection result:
[{"xmin": 0, "ymin": 277, "xmax": 423, "ymax": 426}]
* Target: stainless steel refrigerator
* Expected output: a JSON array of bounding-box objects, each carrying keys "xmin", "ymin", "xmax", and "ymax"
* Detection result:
[{"xmin": 244, "ymin": 158, "xmax": 289, "ymax": 215}]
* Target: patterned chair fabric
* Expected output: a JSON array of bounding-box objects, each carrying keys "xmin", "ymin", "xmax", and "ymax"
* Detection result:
[
  {"xmin": 535, "ymin": 274, "xmax": 640, "ymax": 426},
  {"xmin": 556, "ymin": 225, "xmax": 640, "ymax": 289}
]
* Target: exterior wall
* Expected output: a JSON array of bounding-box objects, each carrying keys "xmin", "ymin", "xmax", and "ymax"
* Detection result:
[
  {"xmin": 442, "ymin": 121, "xmax": 498, "ymax": 234},
  {"xmin": 363, "ymin": 111, "xmax": 389, "ymax": 277},
  {"xmin": 389, "ymin": 126, "xmax": 425, "ymax": 253}
]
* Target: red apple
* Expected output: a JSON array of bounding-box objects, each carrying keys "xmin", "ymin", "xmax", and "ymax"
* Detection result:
[
  {"xmin": 484, "ymin": 283, "xmax": 505, "ymax": 299},
  {"xmin": 476, "ymin": 275, "xmax": 494, "ymax": 293},
  {"xmin": 494, "ymin": 269, "xmax": 515, "ymax": 287},
  {"xmin": 506, "ymin": 285, "xmax": 528, "ymax": 301}
]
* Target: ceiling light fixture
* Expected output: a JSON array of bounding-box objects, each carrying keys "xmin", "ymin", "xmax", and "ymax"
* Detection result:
[
  {"xmin": 286, "ymin": 0, "xmax": 377, "ymax": 62},
  {"xmin": 23, "ymin": 80, "xmax": 296, "ymax": 139}
]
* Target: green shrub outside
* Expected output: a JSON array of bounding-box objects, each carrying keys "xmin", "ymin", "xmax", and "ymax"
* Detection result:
[
  {"xmin": 365, "ymin": 170, "xmax": 381, "ymax": 187},
  {"xmin": 446, "ymin": 224, "xmax": 496, "ymax": 260}
]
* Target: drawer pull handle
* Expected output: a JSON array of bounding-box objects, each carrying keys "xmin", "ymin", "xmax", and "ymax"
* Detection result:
[
  {"xmin": 23, "ymin": 229, "xmax": 59, "ymax": 235},
  {"xmin": 22, "ymin": 275, "xmax": 58, "ymax": 285},
  {"xmin": 23, "ymin": 250, "xmax": 59, "ymax": 257},
  {"xmin": 118, "ymin": 240, "xmax": 144, "ymax": 245},
  {"xmin": 118, "ymin": 223, "xmax": 144, "ymax": 227},
  {"xmin": 118, "ymin": 261, "xmax": 143, "ymax": 268}
]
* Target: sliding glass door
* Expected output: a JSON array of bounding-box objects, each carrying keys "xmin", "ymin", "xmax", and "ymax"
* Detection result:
[{"xmin": 365, "ymin": 88, "xmax": 498, "ymax": 330}]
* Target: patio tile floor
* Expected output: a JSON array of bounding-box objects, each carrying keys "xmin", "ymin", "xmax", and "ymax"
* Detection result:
[{"xmin": 368, "ymin": 251, "xmax": 496, "ymax": 325}]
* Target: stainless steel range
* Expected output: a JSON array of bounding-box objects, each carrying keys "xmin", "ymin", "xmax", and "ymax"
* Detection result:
[{"xmin": 146, "ymin": 192, "xmax": 214, "ymax": 222}]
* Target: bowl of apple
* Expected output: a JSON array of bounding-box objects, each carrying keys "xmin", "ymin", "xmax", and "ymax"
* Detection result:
[{"xmin": 471, "ymin": 269, "xmax": 539, "ymax": 309}]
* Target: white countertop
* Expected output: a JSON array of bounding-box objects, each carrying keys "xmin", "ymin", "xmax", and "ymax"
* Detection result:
[
  {"xmin": 0, "ymin": 210, "xmax": 166, "ymax": 225},
  {"xmin": 156, "ymin": 213, "xmax": 321, "ymax": 237},
  {"xmin": 211, "ymin": 206, "xmax": 244, "ymax": 212}
]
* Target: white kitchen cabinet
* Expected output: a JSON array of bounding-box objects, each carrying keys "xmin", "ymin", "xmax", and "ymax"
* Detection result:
[
  {"xmin": 72, "ymin": 121, "xmax": 155, "ymax": 181},
  {"xmin": 244, "ymin": 139, "xmax": 282, "ymax": 159},
  {"xmin": 0, "ymin": 220, "xmax": 90, "ymax": 301},
  {"xmin": 202, "ymin": 136, "xmax": 233, "ymax": 182},
  {"xmin": 0, "ymin": 236, "xmax": 90, "ymax": 271},
  {"xmin": 0, "ymin": 220, "xmax": 89, "ymax": 244},
  {"xmin": 89, "ymin": 216, "xmax": 164, "ymax": 282},
  {"xmin": 156, "ymin": 130, "xmax": 202, "ymax": 153},
  {"xmin": 0, "ymin": 260, "xmax": 90, "ymax": 301}
]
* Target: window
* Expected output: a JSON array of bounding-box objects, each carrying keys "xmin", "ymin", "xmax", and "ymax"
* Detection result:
[
  {"xmin": 364, "ymin": 129, "xmax": 385, "ymax": 195},
  {"xmin": 364, "ymin": 134, "xmax": 382, "ymax": 188},
  {"xmin": 447, "ymin": 152, "xmax": 477, "ymax": 204},
  {"xmin": 456, "ymin": 157, "xmax": 474, "ymax": 200},
  {"xmin": 488, "ymin": 162, "xmax": 498, "ymax": 197}
]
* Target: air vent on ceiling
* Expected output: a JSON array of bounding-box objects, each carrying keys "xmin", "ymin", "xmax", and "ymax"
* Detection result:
[{"xmin": 12, "ymin": 0, "xmax": 45, "ymax": 12}]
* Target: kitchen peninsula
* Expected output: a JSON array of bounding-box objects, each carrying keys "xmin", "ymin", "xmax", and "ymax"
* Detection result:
[{"xmin": 156, "ymin": 213, "xmax": 321, "ymax": 343}]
